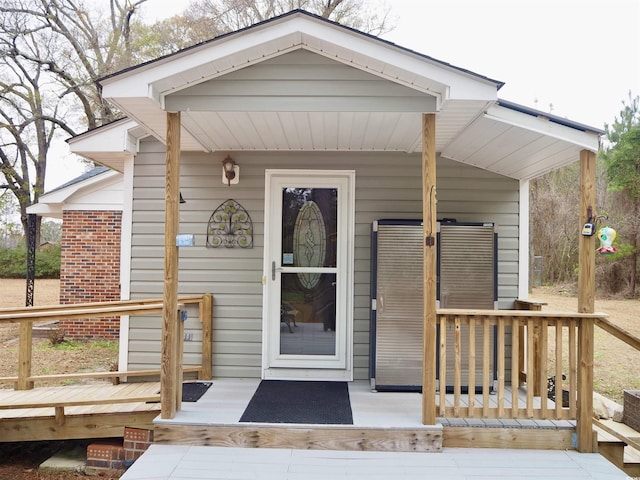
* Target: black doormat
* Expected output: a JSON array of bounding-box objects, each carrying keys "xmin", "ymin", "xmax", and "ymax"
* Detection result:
[
  {"xmin": 239, "ymin": 380, "xmax": 353, "ymax": 424},
  {"xmin": 182, "ymin": 381, "xmax": 212, "ymax": 402}
]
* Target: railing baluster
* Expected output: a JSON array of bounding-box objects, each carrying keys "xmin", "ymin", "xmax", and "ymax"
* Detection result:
[
  {"xmin": 540, "ymin": 318, "xmax": 549, "ymax": 418},
  {"xmin": 483, "ymin": 318, "xmax": 491, "ymax": 418},
  {"xmin": 511, "ymin": 317, "xmax": 520, "ymax": 418},
  {"xmin": 454, "ymin": 315, "xmax": 461, "ymax": 417},
  {"xmin": 569, "ymin": 318, "xmax": 578, "ymax": 418},
  {"xmin": 497, "ymin": 316, "xmax": 505, "ymax": 418},
  {"xmin": 555, "ymin": 321, "xmax": 564, "ymax": 417},
  {"xmin": 439, "ymin": 315, "xmax": 447, "ymax": 416},
  {"xmin": 526, "ymin": 317, "xmax": 534, "ymax": 418},
  {"xmin": 468, "ymin": 315, "xmax": 476, "ymax": 416}
]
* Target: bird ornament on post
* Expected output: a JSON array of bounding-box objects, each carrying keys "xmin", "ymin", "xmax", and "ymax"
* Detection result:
[{"xmin": 597, "ymin": 227, "xmax": 617, "ymax": 254}]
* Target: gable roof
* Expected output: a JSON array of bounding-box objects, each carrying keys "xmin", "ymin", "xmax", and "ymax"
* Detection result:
[
  {"xmin": 70, "ymin": 9, "xmax": 601, "ymax": 181},
  {"xmin": 27, "ymin": 167, "xmax": 123, "ymax": 218}
]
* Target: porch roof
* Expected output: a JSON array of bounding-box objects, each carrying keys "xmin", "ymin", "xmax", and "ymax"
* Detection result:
[{"xmin": 73, "ymin": 10, "xmax": 602, "ymax": 181}]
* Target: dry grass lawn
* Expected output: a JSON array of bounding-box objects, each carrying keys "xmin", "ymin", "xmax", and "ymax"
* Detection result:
[
  {"xmin": 530, "ymin": 285, "xmax": 640, "ymax": 404},
  {"xmin": 0, "ymin": 279, "xmax": 117, "ymax": 388}
]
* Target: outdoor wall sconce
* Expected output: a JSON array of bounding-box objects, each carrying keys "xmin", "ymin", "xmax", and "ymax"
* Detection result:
[
  {"xmin": 179, "ymin": 192, "xmax": 186, "ymax": 204},
  {"xmin": 222, "ymin": 155, "xmax": 239, "ymax": 186}
]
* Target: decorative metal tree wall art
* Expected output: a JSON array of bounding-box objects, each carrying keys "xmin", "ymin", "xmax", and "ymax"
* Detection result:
[{"xmin": 206, "ymin": 199, "xmax": 253, "ymax": 248}]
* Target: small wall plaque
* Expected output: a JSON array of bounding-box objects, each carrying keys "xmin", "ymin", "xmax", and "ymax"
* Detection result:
[{"xmin": 176, "ymin": 234, "xmax": 196, "ymax": 247}]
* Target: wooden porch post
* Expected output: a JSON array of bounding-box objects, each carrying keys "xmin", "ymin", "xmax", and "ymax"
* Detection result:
[
  {"xmin": 422, "ymin": 113, "xmax": 437, "ymax": 425},
  {"xmin": 161, "ymin": 111, "xmax": 182, "ymax": 419},
  {"xmin": 577, "ymin": 148, "xmax": 596, "ymax": 452}
]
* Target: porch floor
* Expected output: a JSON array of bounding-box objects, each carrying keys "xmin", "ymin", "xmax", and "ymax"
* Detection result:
[
  {"xmin": 120, "ymin": 444, "xmax": 627, "ymax": 479},
  {"xmin": 157, "ymin": 378, "xmax": 573, "ymax": 430}
]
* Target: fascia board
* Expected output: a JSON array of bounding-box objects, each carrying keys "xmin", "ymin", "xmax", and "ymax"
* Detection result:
[
  {"xmin": 484, "ymin": 104, "xmax": 600, "ymax": 151},
  {"xmin": 26, "ymin": 203, "xmax": 62, "ymax": 217},
  {"xmin": 40, "ymin": 170, "xmax": 120, "ymax": 204},
  {"xmin": 68, "ymin": 119, "xmax": 141, "ymax": 155}
]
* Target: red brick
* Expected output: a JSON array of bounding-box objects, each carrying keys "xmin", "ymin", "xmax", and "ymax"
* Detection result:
[
  {"xmin": 124, "ymin": 427, "xmax": 154, "ymax": 442},
  {"xmin": 60, "ymin": 210, "xmax": 122, "ymax": 340},
  {"xmin": 87, "ymin": 440, "xmax": 124, "ymax": 461}
]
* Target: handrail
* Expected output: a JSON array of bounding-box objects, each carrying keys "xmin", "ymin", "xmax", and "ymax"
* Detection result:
[
  {"xmin": 0, "ymin": 294, "xmax": 213, "ymax": 391},
  {"xmin": 595, "ymin": 317, "xmax": 640, "ymax": 351},
  {"xmin": 438, "ymin": 308, "xmax": 606, "ymax": 319},
  {"xmin": 0, "ymin": 366, "xmax": 202, "ymax": 383},
  {"xmin": 0, "ymin": 295, "xmax": 208, "ymax": 322}
]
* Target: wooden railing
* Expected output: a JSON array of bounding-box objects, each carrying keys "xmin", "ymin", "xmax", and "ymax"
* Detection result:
[
  {"xmin": 0, "ymin": 294, "xmax": 213, "ymax": 390},
  {"xmin": 592, "ymin": 315, "xmax": 640, "ymax": 450},
  {"xmin": 435, "ymin": 309, "xmax": 605, "ymax": 428}
]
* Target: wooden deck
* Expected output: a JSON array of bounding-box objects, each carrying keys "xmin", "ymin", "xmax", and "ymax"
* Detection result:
[
  {"xmin": 0, "ymin": 379, "xmax": 573, "ymax": 450},
  {"xmin": 2, "ymin": 378, "xmax": 639, "ymax": 476},
  {"xmin": 0, "ymin": 382, "xmax": 161, "ymax": 442}
]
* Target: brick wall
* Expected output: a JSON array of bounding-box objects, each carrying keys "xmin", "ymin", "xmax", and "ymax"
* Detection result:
[{"xmin": 59, "ymin": 210, "xmax": 122, "ymax": 339}]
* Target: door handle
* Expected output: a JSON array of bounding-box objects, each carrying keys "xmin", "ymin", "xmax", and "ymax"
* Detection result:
[{"xmin": 272, "ymin": 261, "xmax": 285, "ymax": 280}]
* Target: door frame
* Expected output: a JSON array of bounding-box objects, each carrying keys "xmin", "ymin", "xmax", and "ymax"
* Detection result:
[{"xmin": 262, "ymin": 169, "xmax": 355, "ymax": 381}]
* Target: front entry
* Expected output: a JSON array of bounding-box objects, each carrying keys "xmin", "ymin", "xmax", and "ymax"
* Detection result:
[{"xmin": 263, "ymin": 170, "xmax": 354, "ymax": 380}]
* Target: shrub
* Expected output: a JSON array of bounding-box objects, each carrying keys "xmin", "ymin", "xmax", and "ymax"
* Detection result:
[{"xmin": 0, "ymin": 245, "xmax": 60, "ymax": 278}]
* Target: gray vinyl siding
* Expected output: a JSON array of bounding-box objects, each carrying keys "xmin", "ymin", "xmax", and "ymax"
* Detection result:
[{"xmin": 127, "ymin": 139, "xmax": 519, "ymax": 380}]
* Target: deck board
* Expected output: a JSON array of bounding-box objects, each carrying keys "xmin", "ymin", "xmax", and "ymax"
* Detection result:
[
  {"xmin": 0, "ymin": 382, "xmax": 161, "ymax": 410},
  {"xmin": 0, "ymin": 382, "xmax": 161, "ymax": 441}
]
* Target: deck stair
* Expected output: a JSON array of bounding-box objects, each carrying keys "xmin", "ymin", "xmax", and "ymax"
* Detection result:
[{"xmin": 594, "ymin": 418, "xmax": 640, "ymax": 476}]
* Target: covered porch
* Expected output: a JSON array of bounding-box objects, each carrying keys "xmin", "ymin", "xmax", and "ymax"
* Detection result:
[{"xmin": 67, "ymin": 9, "xmax": 608, "ymax": 458}]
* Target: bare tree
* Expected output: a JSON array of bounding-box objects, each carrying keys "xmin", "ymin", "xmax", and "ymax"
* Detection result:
[
  {"xmin": 133, "ymin": 0, "xmax": 394, "ymax": 59},
  {"xmin": 0, "ymin": 0, "xmax": 147, "ymax": 243},
  {"xmin": 1, "ymin": 0, "xmax": 393, "ymax": 246},
  {"xmin": 183, "ymin": 0, "xmax": 393, "ymax": 35}
]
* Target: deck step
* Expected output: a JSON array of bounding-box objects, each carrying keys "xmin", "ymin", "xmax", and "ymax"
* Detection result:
[
  {"xmin": 595, "ymin": 423, "xmax": 640, "ymax": 477},
  {"xmin": 154, "ymin": 423, "xmax": 443, "ymax": 453},
  {"xmin": 623, "ymin": 446, "xmax": 640, "ymax": 477}
]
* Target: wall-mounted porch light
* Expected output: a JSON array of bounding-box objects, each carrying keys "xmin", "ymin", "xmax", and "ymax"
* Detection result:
[
  {"xmin": 222, "ymin": 155, "xmax": 239, "ymax": 186},
  {"xmin": 179, "ymin": 192, "xmax": 186, "ymax": 204}
]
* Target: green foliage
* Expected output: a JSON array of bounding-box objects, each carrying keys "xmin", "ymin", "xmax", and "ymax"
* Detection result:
[
  {"xmin": 601, "ymin": 92, "xmax": 640, "ymax": 198},
  {"xmin": 0, "ymin": 245, "xmax": 61, "ymax": 278},
  {"xmin": 591, "ymin": 92, "xmax": 640, "ymax": 296},
  {"xmin": 40, "ymin": 220, "xmax": 62, "ymax": 244}
]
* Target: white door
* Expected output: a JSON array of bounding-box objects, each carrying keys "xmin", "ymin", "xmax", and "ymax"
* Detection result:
[{"xmin": 263, "ymin": 170, "xmax": 354, "ymax": 380}]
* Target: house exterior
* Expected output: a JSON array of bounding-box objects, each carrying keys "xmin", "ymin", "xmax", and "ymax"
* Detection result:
[
  {"xmin": 64, "ymin": 11, "xmax": 601, "ymax": 388},
  {"xmin": 27, "ymin": 167, "xmax": 125, "ymax": 339}
]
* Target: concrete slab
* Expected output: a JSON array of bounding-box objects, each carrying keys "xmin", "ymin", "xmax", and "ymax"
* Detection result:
[
  {"xmin": 120, "ymin": 445, "xmax": 630, "ymax": 480},
  {"xmin": 39, "ymin": 443, "xmax": 86, "ymax": 473}
]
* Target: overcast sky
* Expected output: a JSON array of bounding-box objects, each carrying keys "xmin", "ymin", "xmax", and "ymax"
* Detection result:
[
  {"xmin": 48, "ymin": 0, "xmax": 639, "ymax": 189},
  {"xmin": 143, "ymin": 0, "xmax": 639, "ymax": 129}
]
